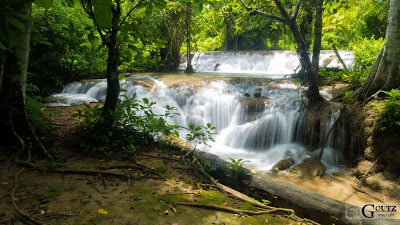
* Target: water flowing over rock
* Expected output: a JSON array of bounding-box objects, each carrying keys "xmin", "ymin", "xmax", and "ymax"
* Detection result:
[
  {"xmin": 179, "ymin": 50, "xmax": 354, "ymax": 74},
  {"xmin": 47, "ymin": 74, "xmax": 347, "ymax": 172}
]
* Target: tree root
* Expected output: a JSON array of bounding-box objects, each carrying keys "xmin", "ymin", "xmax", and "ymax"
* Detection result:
[
  {"xmin": 100, "ymin": 164, "xmax": 164, "ymax": 177},
  {"xmin": 85, "ymin": 178, "xmax": 104, "ymax": 194},
  {"xmin": 176, "ymin": 201, "xmax": 294, "ymax": 215},
  {"xmin": 350, "ymin": 184, "xmax": 384, "ymax": 203},
  {"xmin": 11, "ymin": 168, "xmax": 45, "ymax": 225},
  {"xmin": 178, "ymin": 146, "xmax": 320, "ymax": 225},
  {"xmin": 186, "ymin": 154, "xmax": 274, "ymax": 210},
  {"xmin": 15, "ymin": 160, "xmax": 134, "ymax": 179},
  {"xmin": 319, "ymin": 111, "xmax": 342, "ymax": 159}
]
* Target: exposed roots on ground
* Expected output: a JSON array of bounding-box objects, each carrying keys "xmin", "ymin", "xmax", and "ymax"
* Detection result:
[
  {"xmin": 176, "ymin": 201, "xmax": 294, "ymax": 215},
  {"xmin": 11, "ymin": 168, "xmax": 45, "ymax": 225},
  {"xmin": 100, "ymin": 163, "xmax": 164, "ymax": 177},
  {"xmin": 179, "ymin": 148, "xmax": 320, "ymax": 225}
]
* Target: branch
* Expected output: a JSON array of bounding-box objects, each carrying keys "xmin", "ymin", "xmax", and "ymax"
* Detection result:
[
  {"xmin": 238, "ymin": 0, "xmax": 286, "ymax": 23},
  {"xmin": 81, "ymin": 0, "xmax": 107, "ymax": 44},
  {"xmin": 118, "ymin": 0, "xmax": 145, "ymax": 29},
  {"xmin": 176, "ymin": 202, "xmax": 294, "ymax": 215},
  {"xmin": 318, "ymin": 112, "xmax": 342, "ymax": 159},
  {"xmin": 291, "ymin": 0, "xmax": 301, "ymax": 21},
  {"xmin": 332, "ymin": 44, "xmax": 348, "ymax": 70}
]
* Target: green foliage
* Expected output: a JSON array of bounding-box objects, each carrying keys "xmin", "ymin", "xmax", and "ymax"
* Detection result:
[
  {"xmin": 25, "ymin": 84, "xmax": 53, "ymax": 136},
  {"xmin": 74, "ymin": 98, "xmax": 181, "ymax": 155},
  {"xmin": 377, "ymin": 89, "xmax": 400, "ymax": 131},
  {"xmin": 322, "ymin": 0, "xmax": 388, "ymax": 49},
  {"xmin": 261, "ymin": 199, "xmax": 271, "ymax": 205},
  {"xmin": 319, "ymin": 37, "xmax": 384, "ymax": 86},
  {"xmin": 226, "ymin": 158, "xmax": 248, "ymax": 171},
  {"xmin": 185, "ymin": 122, "xmax": 216, "ymax": 150},
  {"xmin": 29, "ymin": 0, "xmax": 107, "ymax": 94}
]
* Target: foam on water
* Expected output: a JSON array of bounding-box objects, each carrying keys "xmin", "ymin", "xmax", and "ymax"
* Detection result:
[{"xmin": 48, "ymin": 75, "xmax": 346, "ymax": 171}]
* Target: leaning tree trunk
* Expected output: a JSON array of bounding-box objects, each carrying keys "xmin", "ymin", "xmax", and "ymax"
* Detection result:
[
  {"xmin": 358, "ymin": 0, "xmax": 400, "ymax": 99},
  {"xmin": 273, "ymin": 0, "xmax": 323, "ymax": 105},
  {"xmin": 311, "ymin": 0, "xmax": 323, "ymax": 73},
  {"xmin": 101, "ymin": 9, "xmax": 121, "ymax": 125}
]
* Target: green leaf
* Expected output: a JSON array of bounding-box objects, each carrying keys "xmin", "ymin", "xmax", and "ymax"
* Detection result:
[
  {"xmin": 93, "ymin": 0, "xmax": 112, "ymax": 29},
  {"xmin": 188, "ymin": 123, "xmax": 195, "ymax": 130},
  {"xmin": 34, "ymin": 0, "xmax": 53, "ymax": 8},
  {"xmin": 119, "ymin": 74, "xmax": 125, "ymax": 80},
  {"xmin": 0, "ymin": 41, "xmax": 10, "ymax": 51},
  {"xmin": 88, "ymin": 32, "xmax": 95, "ymax": 42},
  {"xmin": 142, "ymin": 98, "xmax": 149, "ymax": 105},
  {"xmin": 8, "ymin": 17, "xmax": 25, "ymax": 33}
]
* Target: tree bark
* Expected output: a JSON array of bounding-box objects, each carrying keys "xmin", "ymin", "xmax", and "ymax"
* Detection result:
[
  {"xmin": 185, "ymin": 1, "xmax": 194, "ymax": 73},
  {"xmin": 273, "ymin": 0, "xmax": 323, "ymax": 105},
  {"xmin": 358, "ymin": 0, "xmax": 400, "ymax": 99},
  {"xmin": 0, "ymin": 3, "xmax": 32, "ymax": 144},
  {"xmin": 100, "ymin": 5, "xmax": 121, "ymax": 124},
  {"xmin": 311, "ymin": 0, "xmax": 323, "ymax": 74}
]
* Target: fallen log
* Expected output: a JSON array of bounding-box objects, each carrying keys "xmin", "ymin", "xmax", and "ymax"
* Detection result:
[{"xmin": 163, "ymin": 142, "xmax": 399, "ymax": 225}]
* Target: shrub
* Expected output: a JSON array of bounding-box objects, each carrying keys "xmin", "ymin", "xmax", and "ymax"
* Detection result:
[
  {"xmin": 377, "ymin": 89, "xmax": 400, "ymax": 131},
  {"xmin": 74, "ymin": 97, "xmax": 181, "ymax": 155},
  {"xmin": 26, "ymin": 84, "xmax": 53, "ymax": 136}
]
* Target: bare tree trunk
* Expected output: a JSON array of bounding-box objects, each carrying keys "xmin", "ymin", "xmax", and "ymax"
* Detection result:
[
  {"xmin": 185, "ymin": 1, "xmax": 194, "ymax": 73},
  {"xmin": 0, "ymin": 3, "xmax": 33, "ymax": 146},
  {"xmin": 358, "ymin": 0, "xmax": 400, "ymax": 99},
  {"xmin": 312, "ymin": 0, "xmax": 323, "ymax": 73},
  {"xmin": 101, "ymin": 6, "xmax": 121, "ymax": 124},
  {"xmin": 273, "ymin": 0, "xmax": 323, "ymax": 105}
]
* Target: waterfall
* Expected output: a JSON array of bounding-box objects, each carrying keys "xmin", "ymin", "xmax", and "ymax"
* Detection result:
[
  {"xmin": 179, "ymin": 50, "xmax": 354, "ymax": 74},
  {"xmin": 48, "ymin": 76, "xmax": 346, "ymax": 171},
  {"xmin": 47, "ymin": 50, "xmax": 351, "ymax": 171}
]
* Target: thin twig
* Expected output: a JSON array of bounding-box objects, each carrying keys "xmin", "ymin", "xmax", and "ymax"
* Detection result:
[{"xmin": 176, "ymin": 202, "xmax": 294, "ymax": 215}]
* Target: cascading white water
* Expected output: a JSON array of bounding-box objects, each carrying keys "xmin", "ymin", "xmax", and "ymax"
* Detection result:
[
  {"xmin": 179, "ymin": 50, "xmax": 354, "ymax": 74},
  {"xmin": 48, "ymin": 74, "xmax": 346, "ymax": 171}
]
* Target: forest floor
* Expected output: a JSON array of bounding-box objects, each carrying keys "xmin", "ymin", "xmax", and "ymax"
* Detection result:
[{"xmin": 0, "ymin": 105, "xmax": 301, "ymax": 225}]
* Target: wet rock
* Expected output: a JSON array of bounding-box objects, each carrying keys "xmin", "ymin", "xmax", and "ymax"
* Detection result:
[
  {"xmin": 243, "ymin": 93, "xmax": 250, "ymax": 97},
  {"xmin": 364, "ymin": 172, "xmax": 386, "ymax": 191},
  {"xmin": 283, "ymin": 150, "xmax": 294, "ymax": 158},
  {"xmin": 332, "ymin": 84, "xmax": 353, "ymax": 100},
  {"xmin": 354, "ymin": 160, "xmax": 385, "ymax": 178},
  {"xmin": 271, "ymin": 157, "xmax": 295, "ymax": 173},
  {"xmin": 43, "ymin": 96, "xmax": 68, "ymax": 104},
  {"xmin": 240, "ymin": 97, "xmax": 270, "ymax": 122},
  {"xmin": 290, "ymin": 155, "xmax": 326, "ymax": 178},
  {"xmin": 332, "ymin": 171, "xmax": 346, "ymax": 177},
  {"xmin": 253, "ymin": 92, "xmax": 262, "ymax": 98},
  {"xmin": 363, "ymin": 147, "xmax": 375, "ymax": 161},
  {"xmin": 267, "ymin": 82, "xmax": 280, "ymax": 90}
]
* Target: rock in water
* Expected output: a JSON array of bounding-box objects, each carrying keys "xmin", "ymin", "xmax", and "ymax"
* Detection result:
[
  {"xmin": 253, "ymin": 92, "xmax": 262, "ymax": 98},
  {"xmin": 290, "ymin": 155, "xmax": 326, "ymax": 178},
  {"xmin": 271, "ymin": 157, "xmax": 295, "ymax": 173}
]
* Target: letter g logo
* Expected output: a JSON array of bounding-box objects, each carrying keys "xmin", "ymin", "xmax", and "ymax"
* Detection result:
[{"xmin": 362, "ymin": 204, "xmax": 375, "ymax": 218}]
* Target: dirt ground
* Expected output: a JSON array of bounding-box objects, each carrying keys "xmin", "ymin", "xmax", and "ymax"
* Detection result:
[{"xmin": 0, "ymin": 105, "xmax": 300, "ymax": 225}]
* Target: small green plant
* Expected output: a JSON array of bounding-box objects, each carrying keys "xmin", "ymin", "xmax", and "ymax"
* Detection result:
[
  {"xmin": 261, "ymin": 199, "xmax": 271, "ymax": 205},
  {"xmin": 204, "ymin": 161, "xmax": 212, "ymax": 170},
  {"xmin": 226, "ymin": 158, "xmax": 249, "ymax": 171},
  {"xmin": 184, "ymin": 122, "xmax": 216, "ymax": 151},
  {"xmin": 25, "ymin": 84, "xmax": 53, "ymax": 136},
  {"xmin": 74, "ymin": 97, "xmax": 182, "ymax": 155},
  {"xmin": 377, "ymin": 89, "xmax": 400, "ymax": 131}
]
